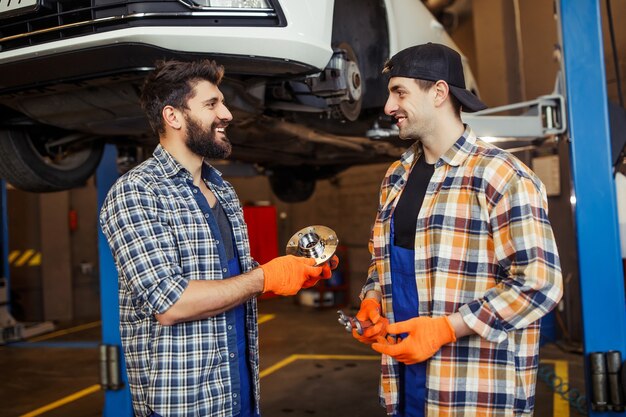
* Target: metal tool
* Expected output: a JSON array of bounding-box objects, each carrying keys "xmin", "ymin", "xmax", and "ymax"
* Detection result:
[
  {"xmin": 337, "ymin": 310, "xmax": 373, "ymax": 336},
  {"xmin": 285, "ymin": 225, "xmax": 338, "ymax": 266}
]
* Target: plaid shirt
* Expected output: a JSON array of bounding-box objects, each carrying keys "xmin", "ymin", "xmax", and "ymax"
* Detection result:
[
  {"xmin": 362, "ymin": 126, "xmax": 563, "ymax": 416},
  {"xmin": 100, "ymin": 145, "xmax": 260, "ymax": 417}
]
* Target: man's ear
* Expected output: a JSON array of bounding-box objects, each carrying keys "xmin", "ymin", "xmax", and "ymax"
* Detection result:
[
  {"xmin": 433, "ymin": 80, "xmax": 450, "ymax": 108},
  {"xmin": 162, "ymin": 105, "xmax": 183, "ymax": 130}
]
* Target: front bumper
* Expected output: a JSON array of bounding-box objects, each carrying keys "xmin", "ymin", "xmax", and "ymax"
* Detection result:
[{"xmin": 0, "ymin": 0, "xmax": 334, "ymax": 92}]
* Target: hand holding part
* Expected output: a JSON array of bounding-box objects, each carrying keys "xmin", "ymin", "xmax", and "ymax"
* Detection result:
[
  {"xmin": 302, "ymin": 255, "xmax": 339, "ymax": 288},
  {"xmin": 371, "ymin": 316, "xmax": 456, "ymax": 364},
  {"xmin": 351, "ymin": 298, "xmax": 389, "ymax": 345},
  {"xmin": 260, "ymin": 255, "xmax": 325, "ymax": 296}
]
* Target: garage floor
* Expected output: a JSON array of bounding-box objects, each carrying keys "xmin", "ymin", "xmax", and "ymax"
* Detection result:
[{"xmin": 1, "ymin": 297, "xmax": 586, "ymax": 417}]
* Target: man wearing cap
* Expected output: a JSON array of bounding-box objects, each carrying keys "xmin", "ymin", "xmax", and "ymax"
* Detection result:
[{"xmin": 352, "ymin": 43, "xmax": 563, "ymax": 416}]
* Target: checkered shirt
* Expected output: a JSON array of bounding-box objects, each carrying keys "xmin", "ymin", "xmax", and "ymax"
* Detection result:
[
  {"xmin": 361, "ymin": 126, "xmax": 563, "ymax": 416},
  {"xmin": 100, "ymin": 145, "xmax": 260, "ymax": 417}
]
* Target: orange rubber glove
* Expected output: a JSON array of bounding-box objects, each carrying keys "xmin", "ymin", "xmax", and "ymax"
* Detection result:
[
  {"xmin": 302, "ymin": 255, "xmax": 339, "ymax": 289},
  {"xmin": 352, "ymin": 298, "xmax": 389, "ymax": 345},
  {"xmin": 371, "ymin": 316, "xmax": 456, "ymax": 364},
  {"xmin": 260, "ymin": 255, "xmax": 325, "ymax": 296}
]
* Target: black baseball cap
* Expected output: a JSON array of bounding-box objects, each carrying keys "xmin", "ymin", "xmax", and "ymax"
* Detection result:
[{"xmin": 383, "ymin": 42, "xmax": 487, "ymax": 112}]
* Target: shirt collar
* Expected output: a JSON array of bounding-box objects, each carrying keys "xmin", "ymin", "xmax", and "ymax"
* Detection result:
[
  {"xmin": 397, "ymin": 125, "xmax": 477, "ymax": 171},
  {"xmin": 154, "ymin": 144, "xmax": 187, "ymax": 178},
  {"xmin": 439, "ymin": 125, "xmax": 477, "ymax": 167},
  {"xmin": 153, "ymin": 144, "xmax": 226, "ymax": 187},
  {"xmin": 399, "ymin": 141, "xmax": 422, "ymax": 168},
  {"xmin": 201, "ymin": 162, "xmax": 226, "ymax": 188}
]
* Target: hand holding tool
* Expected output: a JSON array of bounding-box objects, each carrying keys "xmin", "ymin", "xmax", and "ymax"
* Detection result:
[
  {"xmin": 338, "ymin": 298, "xmax": 388, "ymax": 344},
  {"xmin": 371, "ymin": 316, "xmax": 456, "ymax": 364},
  {"xmin": 337, "ymin": 309, "xmax": 387, "ymax": 343},
  {"xmin": 260, "ymin": 255, "xmax": 325, "ymax": 296}
]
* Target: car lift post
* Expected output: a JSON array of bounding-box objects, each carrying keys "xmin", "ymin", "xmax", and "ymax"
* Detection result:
[
  {"xmin": 97, "ymin": 145, "xmax": 133, "ymax": 416},
  {"xmin": 0, "ymin": 179, "xmax": 12, "ymax": 342},
  {"xmin": 558, "ymin": 0, "xmax": 626, "ymax": 415}
]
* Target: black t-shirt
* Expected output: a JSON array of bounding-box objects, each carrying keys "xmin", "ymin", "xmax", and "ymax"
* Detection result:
[
  {"xmin": 393, "ymin": 156, "xmax": 435, "ymax": 249},
  {"xmin": 211, "ymin": 199, "xmax": 235, "ymax": 260}
]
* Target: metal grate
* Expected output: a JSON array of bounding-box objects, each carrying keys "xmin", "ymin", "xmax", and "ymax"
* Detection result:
[
  {"xmin": 0, "ymin": 0, "xmax": 281, "ymax": 52},
  {"xmin": 0, "ymin": 0, "xmax": 97, "ymax": 49}
]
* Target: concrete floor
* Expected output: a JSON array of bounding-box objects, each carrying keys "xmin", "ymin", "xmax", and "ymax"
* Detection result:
[{"xmin": 1, "ymin": 297, "xmax": 586, "ymax": 417}]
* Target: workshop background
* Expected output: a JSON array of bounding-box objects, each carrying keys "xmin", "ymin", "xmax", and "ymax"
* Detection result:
[{"xmin": 2, "ymin": 0, "xmax": 626, "ymax": 416}]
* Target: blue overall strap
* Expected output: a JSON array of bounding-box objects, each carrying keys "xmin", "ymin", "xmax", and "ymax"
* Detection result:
[
  {"xmin": 227, "ymin": 256, "xmax": 255, "ymax": 417},
  {"xmin": 390, "ymin": 220, "xmax": 427, "ymax": 417},
  {"xmin": 225, "ymin": 229, "xmax": 257, "ymax": 417}
]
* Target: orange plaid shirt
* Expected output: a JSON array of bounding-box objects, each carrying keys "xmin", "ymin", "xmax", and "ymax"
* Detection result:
[{"xmin": 361, "ymin": 126, "xmax": 563, "ymax": 416}]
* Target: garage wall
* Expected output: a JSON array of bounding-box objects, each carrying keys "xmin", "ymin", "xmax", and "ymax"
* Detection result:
[
  {"xmin": 69, "ymin": 180, "xmax": 101, "ymax": 321},
  {"xmin": 7, "ymin": 184, "xmax": 101, "ymax": 323},
  {"xmin": 7, "ymin": 189, "xmax": 43, "ymax": 321},
  {"xmin": 601, "ymin": 0, "xmax": 626, "ymax": 106}
]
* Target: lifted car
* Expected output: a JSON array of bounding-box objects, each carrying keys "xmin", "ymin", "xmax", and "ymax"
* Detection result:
[{"xmin": 0, "ymin": 0, "xmax": 478, "ymax": 201}]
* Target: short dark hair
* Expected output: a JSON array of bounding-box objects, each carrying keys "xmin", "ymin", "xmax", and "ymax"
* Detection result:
[
  {"xmin": 413, "ymin": 79, "xmax": 462, "ymax": 118},
  {"xmin": 140, "ymin": 59, "xmax": 225, "ymax": 136}
]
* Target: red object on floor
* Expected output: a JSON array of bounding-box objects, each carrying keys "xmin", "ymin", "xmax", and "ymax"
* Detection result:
[{"xmin": 243, "ymin": 205, "xmax": 279, "ymax": 299}]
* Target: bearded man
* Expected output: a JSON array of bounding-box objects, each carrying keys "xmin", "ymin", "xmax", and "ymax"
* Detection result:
[{"xmin": 100, "ymin": 60, "xmax": 337, "ymax": 417}]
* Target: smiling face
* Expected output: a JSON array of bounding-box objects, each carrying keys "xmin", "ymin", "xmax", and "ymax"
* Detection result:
[
  {"xmin": 183, "ymin": 80, "xmax": 233, "ymax": 159},
  {"xmin": 384, "ymin": 77, "xmax": 436, "ymax": 141}
]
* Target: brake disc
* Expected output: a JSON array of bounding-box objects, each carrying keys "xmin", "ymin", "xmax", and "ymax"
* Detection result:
[{"xmin": 285, "ymin": 225, "xmax": 339, "ymax": 266}]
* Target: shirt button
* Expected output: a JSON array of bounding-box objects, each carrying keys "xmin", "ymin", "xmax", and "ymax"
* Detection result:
[
  {"xmin": 193, "ymin": 189, "xmax": 198, "ymax": 194},
  {"xmin": 204, "ymin": 213, "xmax": 209, "ymax": 218},
  {"xmin": 216, "ymin": 240, "xmax": 220, "ymax": 245},
  {"xmin": 233, "ymin": 393, "xmax": 238, "ymax": 398},
  {"xmin": 227, "ymin": 325, "xmax": 233, "ymax": 330},
  {"xmin": 223, "ymin": 268, "xmax": 228, "ymax": 273},
  {"xmin": 229, "ymin": 352, "xmax": 235, "ymax": 359}
]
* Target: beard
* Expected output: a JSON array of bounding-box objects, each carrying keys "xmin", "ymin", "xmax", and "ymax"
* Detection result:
[
  {"xmin": 398, "ymin": 121, "xmax": 420, "ymax": 141},
  {"xmin": 184, "ymin": 113, "xmax": 232, "ymax": 159},
  {"xmin": 397, "ymin": 114, "xmax": 431, "ymax": 143}
]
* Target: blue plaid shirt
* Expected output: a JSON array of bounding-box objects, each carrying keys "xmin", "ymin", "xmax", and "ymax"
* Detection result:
[{"xmin": 100, "ymin": 145, "xmax": 260, "ymax": 417}]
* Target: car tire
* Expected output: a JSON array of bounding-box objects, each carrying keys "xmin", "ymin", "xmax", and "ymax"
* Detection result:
[
  {"xmin": 269, "ymin": 171, "xmax": 316, "ymax": 203},
  {"xmin": 0, "ymin": 129, "xmax": 104, "ymax": 192}
]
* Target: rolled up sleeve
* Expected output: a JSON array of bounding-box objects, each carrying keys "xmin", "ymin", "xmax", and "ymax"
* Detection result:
[
  {"xmin": 459, "ymin": 176, "xmax": 563, "ymax": 343},
  {"xmin": 100, "ymin": 180, "xmax": 188, "ymax": 315}
]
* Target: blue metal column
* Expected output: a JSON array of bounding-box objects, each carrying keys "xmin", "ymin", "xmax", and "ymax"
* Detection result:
[
  {"xmin": 96, "ymin": 145, "xmax": 133, "ymax": 416},
  {"xmin": 558, "ymin": 1, "xmax": 626, "ymax": 415},
  {"xmin": 1, "ymin": 180, "xmax": 9, "ymax": 301}
]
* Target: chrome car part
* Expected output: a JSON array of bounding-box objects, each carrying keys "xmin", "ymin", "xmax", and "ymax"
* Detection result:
[{"xmin": 285, "ymin": 225, "xmax": 338, "ymax": 266}]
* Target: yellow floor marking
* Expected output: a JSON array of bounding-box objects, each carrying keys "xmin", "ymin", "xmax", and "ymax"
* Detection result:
[
  {"xmin": 19, "ymin": 384, "xmax": 100, "ymax": 417},
  {"xmin": 541, "ymin": 359, "xmax": 570, "ymax": 417},
  {"xmin": 21, "ymin": 318, "xmax": 367, "ymax": 415},
  {"xmin": 257, "ymin": 314, "xmax": 276, "ymax": 324},
  {"xmin": 27, "ymin": 321, "xmax": 101, "ymax": 343},
  {"xmin": 19, "ymin": 315, "xmax": 274, "ymax": 415},
  {"xmin": 260, "ymin": 354, "xmax": 379, "ymax": 379},
  {"xmin": 30, "ymin": 313, "xmax": 271, "ymax": 343}
]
